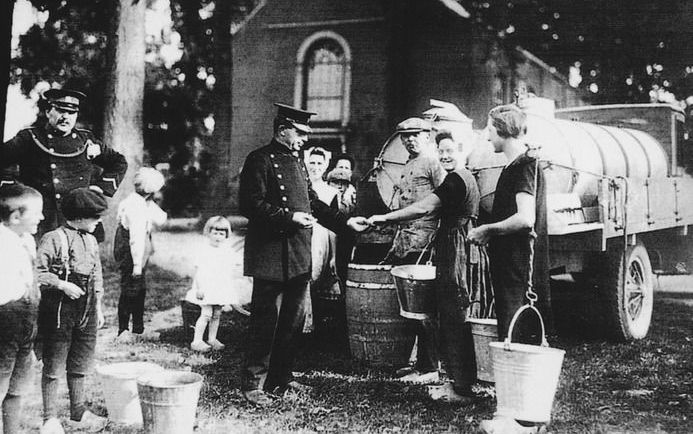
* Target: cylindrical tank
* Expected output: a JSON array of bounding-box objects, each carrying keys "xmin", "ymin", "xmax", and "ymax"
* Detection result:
[
  {"xmin": 468, "ymin": 99, "xmax": 668, "ymax": 211},
  {"xmin": 373, "ymin": 99, "xmax": 670, "ymax": 214}
]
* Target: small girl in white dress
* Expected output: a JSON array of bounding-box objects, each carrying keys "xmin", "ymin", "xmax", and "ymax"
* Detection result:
[{"xmin": 185, "ymin": 216, "xmax": 251, "ymax": 352}]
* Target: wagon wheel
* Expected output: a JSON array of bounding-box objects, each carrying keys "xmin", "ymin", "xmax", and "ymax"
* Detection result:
[{"xmin": 601, "ymin": 242, "xmax": 654, "ymax": 341}]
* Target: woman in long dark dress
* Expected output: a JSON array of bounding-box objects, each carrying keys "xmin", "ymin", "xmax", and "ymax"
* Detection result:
[{"xmin": 368, "ymin": 131, "xmax": 493, "ymax": 402}]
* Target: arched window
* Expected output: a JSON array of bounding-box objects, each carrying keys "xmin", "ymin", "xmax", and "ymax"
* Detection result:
[
  {"xmin": 295, "ymin": 32, "xmax": 351, "ymax": 126},
  {"xmin": 493, "ymin": 74, "xmax": 509, "ymax": 105}
]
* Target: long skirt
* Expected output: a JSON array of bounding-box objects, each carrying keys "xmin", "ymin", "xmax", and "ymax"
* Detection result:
[{"xmin": 432, "ymin": 219, "xmax": 493, "ymax": 389}]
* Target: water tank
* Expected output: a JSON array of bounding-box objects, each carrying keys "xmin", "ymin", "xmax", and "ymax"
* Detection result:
[
  {"xmin": 372, "ymin": 99, "xmax": 671, "ymax": 214},
  {"xmin": 468, "ymin": 99, "xmax": 669, "ymax": 212}
]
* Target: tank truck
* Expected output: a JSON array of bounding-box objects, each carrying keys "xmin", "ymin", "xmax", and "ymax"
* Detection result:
[{"xmin": 369, "ymin": 98, "xmax": 693, "ymax": 341}]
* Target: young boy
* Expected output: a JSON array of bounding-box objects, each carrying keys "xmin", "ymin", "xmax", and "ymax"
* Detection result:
[
  {"xmin": 36, "ymin": 187, "xmax": 108, "ymax": 434},
  {"xmin": 113, "ymin": 167, "xmax": 167, "ymax": 340},
  {"xmin": 326, "ymin": 167, "xmax": 356, "ymax": 216},
  {"xmin": 0, "ymin": 184, "xmax": 43, "ymax": 434}
]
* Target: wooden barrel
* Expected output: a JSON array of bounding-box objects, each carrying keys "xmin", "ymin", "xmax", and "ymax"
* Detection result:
[{"xmin": 346, "ymin": 263, "xmax": 414, "ymax": 368}]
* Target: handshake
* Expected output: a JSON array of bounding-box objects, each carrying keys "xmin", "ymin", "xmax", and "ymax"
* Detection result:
[{"xmin": 291, "ymin": 212, "xmax": 389, "ymax": 233}]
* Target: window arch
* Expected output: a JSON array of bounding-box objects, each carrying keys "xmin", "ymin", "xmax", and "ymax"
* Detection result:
[
  {"xmin": 294, "ymin": 31, "xmax": 351, "ymax": 126},
  {"xmin": 493, "ymin": 73, "xmax": 510, "ymax": 105}
]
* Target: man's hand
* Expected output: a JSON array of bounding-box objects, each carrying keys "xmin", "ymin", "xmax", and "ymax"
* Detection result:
[
  {"xmin": 59, "ymin": 281, "xmax": 85, "ymax": 300},
  {"xmin": 467, "ymin": 225, "xmax": 492, "ymax": 246},
  {"xmin": 292, "ymin": 212, "xmax": 316, "ymax": 228},
  {"xmin": 196, "ymin": 289, "xmax": 205, "ymax": 300},
  {"xmin": 367, "ymin": 215, "xmax": 387, "ymax": 226},
  {"xmin": 347, "ymin": 216, "xmax": 370, "ymax": 232}
]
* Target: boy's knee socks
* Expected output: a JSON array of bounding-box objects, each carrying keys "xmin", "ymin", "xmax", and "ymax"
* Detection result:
[
  {"xmin": 67, "ymin": 373, "xmax": 86, "ymax": 421},
  {"xmin": 41, "ymin": 375, "xmax": 60, "ymax": 420}
]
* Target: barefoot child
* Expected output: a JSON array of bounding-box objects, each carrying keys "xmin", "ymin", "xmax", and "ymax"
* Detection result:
[
  {"xmin": 0, "ymin": 184, "xmax": 43, "ymax": 434},
  {"xmin": 113, "ymin": 167, "xmax": 167, "ymax": 339},
  {"xmin": 185, "ymin": 216, "xmax": 250, "ymax": 352},
  {"xmin": 36, "ymin": 188, "xmax": 108, "ymax": 434}
]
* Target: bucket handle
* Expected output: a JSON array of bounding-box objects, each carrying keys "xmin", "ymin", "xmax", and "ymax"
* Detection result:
[
  {"xmin": 504, "ymin": 304, "xmax": 548, "ymax": 349},
  {"xmin": 414, "ymin": 220, "xmax": 440, "ymax": 266}
]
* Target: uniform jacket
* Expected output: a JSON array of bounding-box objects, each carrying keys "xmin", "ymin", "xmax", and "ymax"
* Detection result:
[
  {"xmin": 239, "ymin": 139, "xmax": 349, "ymax": 282},
  {"xmin": 0, "ymin": 126, "xmax": 128, "ymax": 234}
]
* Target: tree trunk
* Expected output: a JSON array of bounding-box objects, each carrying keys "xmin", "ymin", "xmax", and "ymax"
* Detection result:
[
  {"xmin": 101, "ymin": 0, "xmax": 146, "ymax": 255},
  {"xmin": 200, "ymin": 0, "xmax": 234, "ymax": 219},
  {"xmin": 1, "ymin": 0, "xmax": 15, "ymax": 139}
]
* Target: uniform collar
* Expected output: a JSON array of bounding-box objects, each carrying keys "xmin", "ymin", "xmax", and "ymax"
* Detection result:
[
  {"xmin": 44, "ymin": 124, "xmax": 72, "ymax": 137},
  {"xmin": 269, "ymin": 139, "xmax": 294, "ymax": 155}
]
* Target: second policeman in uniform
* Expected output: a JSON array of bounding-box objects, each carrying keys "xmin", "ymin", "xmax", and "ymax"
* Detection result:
[
  {"xmin": 0, "ymin": 89, "xmax": 127, "ymax": 238},
  {"xmin": 239, "ymin": 103, "xmax": 369, "ymax": 405}
]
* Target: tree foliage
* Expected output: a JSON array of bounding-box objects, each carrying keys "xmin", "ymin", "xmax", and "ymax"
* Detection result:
[
  {"xmin": 464, "ymin": 0, "xmax": 693, "ymax": 106},
  {"xmin": 12, "ymin": 0, "xmax": 256, "ymax": 215}
]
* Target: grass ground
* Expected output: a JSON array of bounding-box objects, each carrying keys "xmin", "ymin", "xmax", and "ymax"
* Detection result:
[{"xmin": 14, "ymin": 229, "xmax": 693, "ymax": 433}]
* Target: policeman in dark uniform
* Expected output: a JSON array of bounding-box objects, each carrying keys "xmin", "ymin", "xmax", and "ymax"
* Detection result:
[
  {"xmin": 239, "ymin": 103, "xmax": 369, "ymax": 405},
  {"xmin": 0, "ymin": 88, "xmax": 127, "ymax": 239}
]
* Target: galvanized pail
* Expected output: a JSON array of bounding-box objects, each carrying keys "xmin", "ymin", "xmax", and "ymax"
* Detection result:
[
  {"xmin": 96, "ymin": 362, "xmax": 164, "ymax": 425},
  {"xmin": 390, "ymin": 264, "xmax": 436, "ymax": 320},
  {"xmin": 137, "ymin": 370, "xmax": 203, "ymax": 434},
  {"xmin": 466, "ymin": 318, "xmax": 497, "ymax": 382},
  {"xmin": 490, "ymin": 305, "xmax": 565, "ymax": 423}
]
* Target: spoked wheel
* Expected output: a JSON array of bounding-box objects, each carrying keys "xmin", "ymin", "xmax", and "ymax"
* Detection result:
[{"xmin": 601, "ymin": 242, "xmax": 654, "ymax": 341}]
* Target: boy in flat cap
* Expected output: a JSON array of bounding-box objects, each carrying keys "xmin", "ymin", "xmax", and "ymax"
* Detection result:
[
  {"xmin": 239, "ymin": 103, "xmax": 369, "ymax": 405},
  {"xmin": 0, "ymin": 88, "xmax": 127, "ymax": 239},
  {"xmin": 36, "ymin": 187, "xmax": 108, "ymax": 434},
  {"xmin": 387, "ymin": 117, "xmax": 446, "ymax": 385}
]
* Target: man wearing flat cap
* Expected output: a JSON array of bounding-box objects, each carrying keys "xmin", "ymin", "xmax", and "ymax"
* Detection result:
[
  {"xmin": 0, "ymin": 88, "xmax": 127, "ymax": 239},
  {"xmin": 239, "ymin": 103, "xmax": 369, "ymax": 405},
  {"xmin": 387, "ymin": 117, "xmax": 446, "ymax": 385}
]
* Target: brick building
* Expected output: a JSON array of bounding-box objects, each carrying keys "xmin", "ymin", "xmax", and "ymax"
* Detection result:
[{"xmin": 231, "ymin": 0, "xmax": 584, "ymax": 179}]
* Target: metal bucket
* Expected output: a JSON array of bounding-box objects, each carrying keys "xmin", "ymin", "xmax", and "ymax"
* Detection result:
[
  {"xmin": 137, "ymin": 370, "xmax": 203, "ymax": 434},
  {"xmin": 96, "ymin": 362, "xmax": 164, "ymax": 425},
  {"xmin": 490, "ymin": 305, "xmax": 565, "ymax": 423},
  {"xmin": 466, "ymin": 318, "xmax": 497, "ymax": 382},
  {"xmin": 390, "ymin": 264, "xmax": 436, "ymax": 320},
  {"xmin": 346, "ymin": 263, "xmax": 414, "ymax": 368}
]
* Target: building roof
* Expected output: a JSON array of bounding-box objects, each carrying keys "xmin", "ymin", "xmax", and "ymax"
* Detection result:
[
  {"xmin": 231, "ymin": 0, "xmax": 470, "ymax": 35},
  {"xmin": 231, "ymin": 0, "xmax": 267, "ymax": 35}
]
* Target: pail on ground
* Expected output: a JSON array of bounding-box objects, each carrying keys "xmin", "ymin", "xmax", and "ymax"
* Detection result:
[
  {"xmin": 346, "ymin": 262, "xmax": 414, "ymax": 368},
  {"xmin": 137, "ymin": 370, "xmax": 203, "ymax": 434},
  {"xmin": 390, "ymin": 264, "xmax": 436, "ymax": 320},
  {"xmin": 490, "ymin": 305, "xmax": 565, "ymax": 422},
  {"xmin": 467, "ymin": 317, "xmax": 497, "ymax": 382},
  {"xmin": 96, "ymin": 362, "xmax": 164, "ymax": 425}
]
